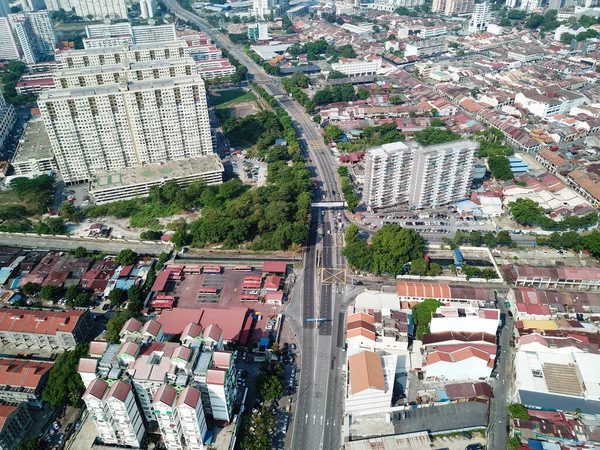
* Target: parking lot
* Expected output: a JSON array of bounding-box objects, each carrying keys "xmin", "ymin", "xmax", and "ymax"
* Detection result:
[
  {"xmin": 374, "ymin": 212, "xmax": 496, "ymax": 235},
  {"xmin": 231, "ymin": 155, "xmax": 268, "ymax": 187}
]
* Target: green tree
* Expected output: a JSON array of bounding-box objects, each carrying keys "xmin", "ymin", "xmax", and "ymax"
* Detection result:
[
  {"xmin": 488, "ymin": 155, "xmax": 513, "ymax": 180},
  {"xmin": 20, "ymin": 282, "xmax": 39, "ymax": 297},
  {"xmin": 509, "ymin": 404, "xmax": 530, "ymax": 420},
  {"xmin": 115, "ymin": 249, "xmax": 137, "ymax": 266},
  {"xmin": 127, "ymin": 284, "xmax": 145, "ymax": 315},
  {"xmin": 104, "ymin": 311, "xmax": 133, "ymax": 343},
  {"xmin": 324, "ymin": 125, "xmax": 343, "ymax": 141},
  {"xmin": 257, "ymin": 374, "xmax": 283, "ymax": 401},
  {"xmin": 508, "ymin": 437, "xmax": 522, "ymax": 450},
  {"xmin": 313, "ymin": 114, "xmax": 322, "ymax": 124},
  {"xmin": 413, "ymin": 128, "xmax": 461, "ymax": 146},
  {"xmin": 337, "ymin": 166, "xmax": 349, "ymax": 177},
  {"xmin": 481, "ymin": 268, "xmax": 497, "ymax": 281},
  {"xmin": 40, "ymin": 285, "xmax": 64, "ymax": 303},
  {"xmin": 64, "ymin": 285, "xmax": 82, "ymax": 306},
  {"xmin": 345, "ymin": 224, "xmax": 359, "ymax": 244},
  {"xmin": 509, "ymin": 198, "xmax": 545, "ymax": 227},
  {"xmin": 412, "ymin": 298, "xmax": 442, "ymax": 339},
  {"xmin": 71, "ymin": 246, "xmax": 88, "ymax": 258},
  {"xmin": 357, "ymin": 88, "xmax": 370, "ymax": 100},
  {"xmin": 500, "ymin": 18, "xmax": 511, "ymax": 27},
  {"xmin": 74, "ymin": 292, "xmax": 91, "ymax": 307},
  {"xmin": 42, "ymin": 344, "xmax": 88, "ymax": 407},
  {"xmin": 497, "ymin": 230, "xmax": 513, "ymax": 247},
  {"xmin": 560, "ymin": 32, "xmax": 575, "ymax": 44},
  {"xmin": 327, "ymin": 70, "xmax": 347, "ymax": 79},
  {"xmin": 427, "ymin": 262, "xmax": 442, "ymax": 276},
  {"xmin": 18, "ymin": 438, "xmax": 39, "ymax": 450},
  {"xmin": 410, "ymin": 258, "xmax": 429, "ymax": 276},
  {"xmin": 109, "ymin": 288, "xmax": 126, "ymax": 307}
]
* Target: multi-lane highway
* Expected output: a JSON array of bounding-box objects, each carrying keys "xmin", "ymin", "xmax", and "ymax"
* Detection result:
[{"xmin": 161, "ymin": 2, "xmax": 347, "ymax": 448}]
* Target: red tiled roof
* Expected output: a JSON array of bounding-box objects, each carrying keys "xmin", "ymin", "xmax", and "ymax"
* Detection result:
[
  {"xmin": 212, "ymin": 350, "xmax": 232, "ymax": 369},
  {"xmin": 158, "ymin": 307, "xmax": 249, "ymax": 341},
  {"xmin": 264, "ymin": 275, "xmax": 281, "ymax": 290},
  {"xmin": 0, "ymin": 405, "xmax": 18, "ymax": 432},
  {"xmin": 177, "ymin": 386, "xmax": 201, "ymax": 408},
  {"xmin": 77, "ymin": 357, "xmax": 98, "ymax": 374},
  {"xmin": 0, "ymin": 308, "xmax": 88, "ymax": 335},
  {"xmin": 0, "ymin": 358, "xmax": 53, "ymax": 389},
  {"xmin": 83, "ymin": 378, "xmax": 108, "ymax": 400},
  {"xmin": 106, "ymin": 380, "xmax": 131, "ymax": 402},
  {"xmin": 89, "ymin": 340, "xmax": 108, "ymax": 356},
  {"xmin": 153, "ymin": 384, "xmax": 176, "ymax": 406},
  {"xmin": 41, "ymin": 271, "xmax": 68, "ymax": 287},
  {"xmin": 262, "ymin": 261, "xmax": 287, "ymax": 273},
  {"xmin": 206, "ymin": 368, "xmax": 226, "ymax": 385}
]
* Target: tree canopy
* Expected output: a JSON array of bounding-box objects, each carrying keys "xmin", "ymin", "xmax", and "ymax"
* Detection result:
[
  {"xmin": 413, "ymin": 128, "xmax": 461, "ymax": 146},
  {"xmin": 42, "ymin": 344, "xmax": 89, "ymax": 407},
  {"xmin": 509, "ymin": 198, "xmax": 598, "ymax": 231},
  {"xmin": 488, "ymin": 155, "xmax": 513, "ymax": 180},
  {"xmin": 343, "ymin": 224, "xmax": 425, "ymax": 276},
  {"xmin": 10, "ymin": 175, "xmax": 54, "ymax": 214},
  {"xmin": 412, "ymin": 298, "xmax": 442, "ymax": 339}
]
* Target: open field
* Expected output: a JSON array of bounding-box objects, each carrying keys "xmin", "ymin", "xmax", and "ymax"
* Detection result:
[{"xmin": 210, "ymin": 89, "xmax": 259, "ymax": 122}]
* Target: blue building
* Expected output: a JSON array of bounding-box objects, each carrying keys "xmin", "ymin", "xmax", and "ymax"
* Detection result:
[{"xmin": 509, "ymin": 157, "xmax": 529, "ymax": 174}]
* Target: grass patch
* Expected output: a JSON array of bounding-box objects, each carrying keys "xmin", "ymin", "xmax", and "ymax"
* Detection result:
[
  {"xmin": 210, "ymin": 89, "xmax": 256, "ymax": 107},
  {"xmin": 0, "ymin": 190, "xmax": 22, "ymax": 205}
]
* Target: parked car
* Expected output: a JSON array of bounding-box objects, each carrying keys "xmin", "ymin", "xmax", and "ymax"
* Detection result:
[{"xmin": 461, "ymin": 431, "xmax": 473, "ymax": 440}]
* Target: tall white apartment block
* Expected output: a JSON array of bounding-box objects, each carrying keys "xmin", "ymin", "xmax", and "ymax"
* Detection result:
[
  {"xmin": 432, "ymin": 0, "xmax": 474, "ymax": 15},
  {"xmin": 53, "ymin": 58, "xmax": 196, "ymax": 88},
  {"xmin": 57, "ymin": 41, "xmax": 189, "ymax": 69},
  {"xmin": 330, "ymin": 56, "xmax": 382, "ymax": 77},
  {"xmin": 204, "ymin": 351, "xmax": 237, "ymax": 422},
  {"xmin": 83, "ymin": 35, "xmax": 133, "ymax": 49},
  {"xmin": 468, "ymin": 2, "xmax": 491, "ymax": 33},
  {"xmin": 45, "ymin": 0, "xmax": 127, "ymax": 20},
  {"xmin": 363, "ymin": 140, "xmax": 477, "ymax": 210},
  {"xmin": 0, "ymin": 0, "xmax": 9, "ymax": 17},
  {"xmin": 39, "ymin": 75, "xmax": 213, "ymax": 184},
  {"xmin": 176, "ymin": 387, "xmax": 207, "ymax": 450},
  {"xmin": 408, "ymin": 140, "xmax": 477, "ymax": 209},
  {"xmin": 8, "ymin": 11, "xmax": 56, "ymax": 63},
  {"xmin": 0, "ymin": 17, "xmax": 20, "ymax": 60},
  {"xmin": 140, "ymin": 0, "xmax": 157, "ymax": 19},
  {"xmin": 151, "ymin": 385, "xmax": 208, "ymax": 450},
  {"xmin": 132, "ymin": 24, "xmax": 177, "ymax": 44},
  {"xmin": 519, "ymin": 0, "xmax": 539, "ymax": 11},
  {"xmin": 0, "ymin": 92, "xmax": 16, "ymax": 151},
  {"xmin": 505, "ymin": 0, "xmax": 517, "ymax": 7},
  {"xmin": 83, "ymin": 379, "xmax": 145, "ymax": 448},
  {"xmin": 253, "ymin": 0, "xmax": 274, "ymax": 19},
  {"xmin": 85, "ymin": 22, "xmax": 132, "ymax": 38}
]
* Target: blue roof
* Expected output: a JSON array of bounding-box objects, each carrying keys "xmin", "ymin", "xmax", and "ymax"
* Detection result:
[
  {"xmin": 0, "ymin": 268, "xmax": 12, "ymax": 286},
  {"xmin": 10, "ymin": 276, "xmax": 22, "ymax": 290},
  {"xmin": 275, "ymin": 138, "xmax": 287, "ymax": 146},
  {"xmin": 259, "ymin": 337, "xmax": 270, "ymax": 347},
  {"xmin": 115, "ymin": 279, "xmax": 137, "ymax": 290},
  {"xmin": 508, "ymin": 157, "xmax": 523, "ymax": 163},
  {"xmin": 436, "ymin": 389, "xmax": 450, "ymax": 402},
  {"xmin": 8, "ymin": 294, "xmax": 21, "ymax": 304},
  {"xmin": 528, "ymin": 439, "xmax": 544, "ymax": 450}
]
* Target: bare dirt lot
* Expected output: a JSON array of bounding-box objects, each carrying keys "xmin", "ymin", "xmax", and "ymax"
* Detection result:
[{"xmin": 230, "ymin": 101, "xmax": 260, "ymax": 118}]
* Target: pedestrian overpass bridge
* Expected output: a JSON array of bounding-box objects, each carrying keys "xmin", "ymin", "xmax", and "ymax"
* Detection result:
[{"xmin": 311, "ymin": 202, "xmax": 346, "ymax": 208}]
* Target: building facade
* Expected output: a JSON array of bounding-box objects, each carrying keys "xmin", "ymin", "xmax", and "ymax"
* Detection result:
[
  {"xmin": 0, "ymin": 17, "xmax": 20, "ymax": 60},
  {"xmin": 363, "ymin": 140, "xmax": 477, "ymax": 210},
  {"xmin": 432, "ymin": 0, "xmax": 474, "ymax": 14},
  {"xmin": 468, "ymin": 2, "xmax": 491, "ymax": 33},
  {"xmin": 0, "ymin": 404, "xmax": 33, "ymax": 450},
  {"xmin": 45, "ymin": 0, "xmax": 127, "ymax": 20},
  {"xmin": 0, "ymin": 358, "xmax": 53, "ymax": 407},
  {"xmin": 39, "ymin": 74, "xmax": 213, "ymax": 184},
  {"xmin": 83, "ymin": 379, "xmax": 145, "ymax": 448},
  {"xmin": 0, "ymin": 92, "xmax": 16, "ymax": 152},
  {"xmin": 330, "ymin": 56, "xmax": 382, "ymax": 77},
  {"xmin": 140, "ymin": 0, "xmax": 157, "ymax": 19},
  {"xmin": 0, "ymin": 308, "xmax": 93, "ymax": 351},
  {"xmin": 8, "ymin": 11, "xmax": 56, "ymax": 63}
]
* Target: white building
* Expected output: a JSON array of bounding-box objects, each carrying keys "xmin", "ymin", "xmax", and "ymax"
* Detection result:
[
  {"xmin": 404, "ymin": 36, "xmax": 447, "ymax": 58},
  {"xmin": 0, "ymin": 0, "xmax": 9, "ymax": 16},
  {"xmin": 363, "ymin": 139, "xmax": 477, "ymax": 211},
  {"xmin": 515, "ymin": 89, "xmax": 587, "ymax": 118},
  {"xmin": 345, "ymin": 350, "xmax": 396, "ymax": 414},
  {"xmin": 204, "ymin": 350, "xmax": 237, "ymax": 422},
  {"xmin": 140, "ymin": 0, "xmax": 157, "ymax": 19},
  {"xmin": 514, "ymin": 350, "xmax": 600, "ymax": 414},
  {"xmin": 132, "ymin": 24, "xmax": 177, "ymax": 44},
  {"xmin": 153, "ymin": 385, "xmax": 184, "ymax": 450},
  {"xmin": 45, "ymin": 0, "xmax": 127, "ymax": 20},
  {"xmin": 248, "ymin": 21, "xmax": 269, "ymax": 41},
  {"xmin": 83, "ymin": 35, "xmax": 133, "ymax": 49},
  {"xmin": 176, "ymin": 386, "xmax": 208, "ymax": 450},
  {"xmin": 0, "ymin": 17, "xmax": 20, "ymax": 61},
  {"xmin": 468, "ymin": 2, "xmax": 491, "ymax": 34},
  {"xmin": 8, "ymin": 11, "xmax": 56, "ymax": 63},
  {"xmin": 553, "ymin": 23, "xmax": 586, "ymax": 41},
  {"xmin": 432, "ymin": 0, "xmax": 474, "ymax": 15},
  {"xmin": 56, "ymin": 41, "xmax": 189, "ymax": 69},
  {"xmin": 52, "ymin": 58, "xmax": 197, "ymax": 88},
  {"xmin": 519, "ymin": 0, "xmax": 540, "ymax": 12},
  {"xmin": 330, "ymin": 56, "xmax": 382, "ymax": 77},
  {"xmin": 85, "ymin": 22, "xmax": 132, "ymax": 38},
  {"xmin": 253, "ymin": 0, "xmax": 277, "ymax": 19},
  {"xmin": 424, "ymin": 346, "xmax": 494, "ymax": 381},
  {"xmin": 429, "ymin": 306, "xmax": 500, "ymax": 335},
  {"xmin": 0, "ymin": 92, "xmax": 16, "ymax": 152},
  {"xmin": 39, "ymin": 75, "xmax": 213, "ymax": 185},
  {"xmin": 83, "ymin": 379, "xmax": 145, "ymax": 448}
]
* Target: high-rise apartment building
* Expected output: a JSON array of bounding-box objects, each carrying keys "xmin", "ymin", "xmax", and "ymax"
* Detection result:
[
  {"xmin": 8, "ymin": 11, "xmax": 56, "ymax": 63},
  {"xmin": 363, "ymin": 140, "xmax": 477, "ymax": 210},
  {"xmin": 46, "ymin": 0, "xmax": 127, "ymax": 20},
  {"xmin": 0, "ymin": 0, "xmax": 9, "ymax": 17},
  {"xmin": 0, "ymin": 18, "xmax": 20, "ymax": 62},
  {"xmin": 0, "ymin": 404, "xmax": 33, "ymax": 450},
  {"xmin": 83, "ymin": 23, "xmax": 176, "ymax": 47},
  {"xmin": 132, "ymin": 24, "xmax": 177, "ymax": 44},
  {"xmin": 468, "ymin": 2, "xmax": 491, "ymax": 33},
  {"xmin": 39, "ymin": 76, "xmax": 213, "ymax": 184},
  {"xmin": 432, "ymin": 0, "xmax": 474, "ymax": 15},
  {"xmin": 140, "ymin": 0, "xmax": 157, "ymax": 19},
  {"xmin": 57, "ymin": 41, "xmax": 189, "ymax": 69},
  {"xmin": 52, "ymin": 58, "xmax": 196, "ymax": 88},
  {"xmin": 153, "ymin": 385, "xmax": 207, "ymax": 450},
  {"xmin": 83, "ymin": 379, "xmax": 145, "ymax": 448}
]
